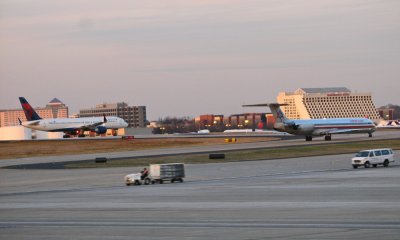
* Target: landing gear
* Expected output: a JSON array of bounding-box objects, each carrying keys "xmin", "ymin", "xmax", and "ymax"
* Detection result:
[
  {"xmin": 368, "ymin": 133, "xmax": 372, "ymax": 138},
  {"xmin": 305, "ymin": 136, "xmax": 312, "ymax": 141},
  {"xmin": 78, "ymin": 130, "xmax": 85, "ymax": 138},
  {"xmin": 324, "ymin": 135, "xmax": 332, "ymax": 141}
]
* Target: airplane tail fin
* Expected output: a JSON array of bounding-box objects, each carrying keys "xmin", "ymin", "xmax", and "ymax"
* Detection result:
[
  {"xmin": 242, "ymin": 103, "xmax": 288, "ymax": 123},
  {"xmin": 19, "ymin": 97, "xmax": 42, "ymax": 121}
]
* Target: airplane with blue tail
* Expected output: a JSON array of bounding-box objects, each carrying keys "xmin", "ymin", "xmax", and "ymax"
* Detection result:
[
  {"xmin": 243, "ymin": 103, "xmax": 376, "ymax": 141},
  {"xmin": 19, "ymin": 97, "xmax": 128, "ymax": 138}
]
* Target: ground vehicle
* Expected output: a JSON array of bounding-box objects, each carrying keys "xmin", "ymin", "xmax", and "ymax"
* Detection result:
[
  {"xmin": 124, "ymin": 163, "xmax": 185, "ymax": 186},
  {"xmin": 149, "ymin": 163, "xmax": 185, "ymax": 184},
  {"xmin": 124, "ymin": 173, "xmax": 151, "ymax": 186},
  {"xmin": 352, "ymin": 148, "xmax": 394, "ymax": 169}
]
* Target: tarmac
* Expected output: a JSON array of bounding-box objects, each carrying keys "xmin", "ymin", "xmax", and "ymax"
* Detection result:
[
  {"xmin": 1, "ymin": 150, "xmax": 400, "ymax": 239},
  {"xmin": 1, "ymin": 130, "xmax": 399, "ymax": 168}
]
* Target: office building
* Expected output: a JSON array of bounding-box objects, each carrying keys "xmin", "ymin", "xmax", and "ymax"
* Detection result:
[
  {"xmin": 277, "ymin": 87, "xmax": 381, "ymax": 122},
  {"xmin": 79, "ymin": 102, "xmax": 147, "ymax": 128},
  {"xmin": 0, "ymin": 98, "xmax": 68, "ymax": 127}
]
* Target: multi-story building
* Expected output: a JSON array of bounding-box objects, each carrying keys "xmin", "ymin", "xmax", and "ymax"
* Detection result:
[
  {"xmin": 277, "ymin": 87, "xmax": 381, "ymax": 122},
  {"xmin": 79, "ymin": 102, "xmax": 147, "ymax": 128},
  {"xmin": 0, "ymin": 98, "xmax": 68, "ymax": 127},
  {"xmin": 194, "ymin": 113, "xmax": 275, "ymax": 130}
]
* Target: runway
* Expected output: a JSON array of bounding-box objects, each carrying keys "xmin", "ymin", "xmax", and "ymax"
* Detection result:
[
  {"xmin": 1, "ymin": 130, "xmax": 399, "ymax": 168},
  {"xmin": 1, "ymin": 152, "xmax": 399, "ymax": 239}
]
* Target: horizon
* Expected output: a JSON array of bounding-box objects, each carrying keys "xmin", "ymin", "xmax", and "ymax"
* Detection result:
[{"xmin": 1, "ymin": 0, "xmax": 399, "ymax": 120}]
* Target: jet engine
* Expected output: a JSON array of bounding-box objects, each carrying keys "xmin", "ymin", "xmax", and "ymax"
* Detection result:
[
  {"xmin": 295, "ymin": 124, "xmax": 314, "ymax": 134},
  {"xmin": 95, "ymin": 126, "xmax": 107, "ymax": 134}
]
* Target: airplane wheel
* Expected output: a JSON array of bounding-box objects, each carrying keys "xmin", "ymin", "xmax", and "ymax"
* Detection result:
[{"xmin": 324, "ymin": 135, "xmax": 331, "ymax": 141}]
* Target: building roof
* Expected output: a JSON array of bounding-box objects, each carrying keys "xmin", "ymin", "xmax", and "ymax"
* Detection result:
[
  {"xmin": 296, "ymin": 87, "xmax": 351, "ymax": 94},
  {"xmin": 48, "ymin": 98, "xmax": 63, "ymax": 104}
]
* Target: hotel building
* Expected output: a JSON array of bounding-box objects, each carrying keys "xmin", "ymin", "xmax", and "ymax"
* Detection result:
[{"xmin": 277, "ymin": 87, "xmax": 381, "ymax": 122}]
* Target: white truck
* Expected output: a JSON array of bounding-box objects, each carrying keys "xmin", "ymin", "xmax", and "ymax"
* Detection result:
[
  {"xmin": 125, "ymin": 163, "xmax": 185, "ymax": 186},
  {"xmin": 352, "ymin": 148, "xmax": 394, "ymax": 169}
]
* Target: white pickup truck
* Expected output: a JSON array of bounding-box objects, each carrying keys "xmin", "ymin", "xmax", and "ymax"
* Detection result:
[{"xmin": 352, "ymin": 148, "xmax": 394, "ymax": 169}]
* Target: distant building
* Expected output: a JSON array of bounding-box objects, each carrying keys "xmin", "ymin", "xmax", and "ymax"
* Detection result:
[
  {"xmin": 195, "ymin": 113, "xmax": 275, "ymax": 130},
  {"xmin": 277, "ymin": 87, "xmax": 381, "ymax": 122},
  {"xmin": 378, "ymin": 108, "xmax": 394, "ymax": 120},
  {"xmin": 79, "ymin": 102, "xmax": 147, "ymax": 128},
  {"xmin": 0, "ymin": 98, "xmax": 68, "ymax": 127}
]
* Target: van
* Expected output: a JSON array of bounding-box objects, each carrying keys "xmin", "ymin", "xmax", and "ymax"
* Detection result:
[{"xmin": 352, "ymin": 148, "xmax": 394, "ymax": 169}]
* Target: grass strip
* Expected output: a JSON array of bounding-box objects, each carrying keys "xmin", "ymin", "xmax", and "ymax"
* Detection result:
[{"xmin": 65, "ymin": 139, "xmax": 400, "ymax": 169}]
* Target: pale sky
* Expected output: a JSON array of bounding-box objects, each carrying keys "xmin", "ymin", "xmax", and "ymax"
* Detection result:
[{"xmin": 0, "ymin": 0, "xmax": 399, "ymax": 120}]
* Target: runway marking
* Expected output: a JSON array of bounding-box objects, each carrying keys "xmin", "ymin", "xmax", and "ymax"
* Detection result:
[{"xmin": 1, "ymin": 220, "xmax": 400, "ymax": 230}]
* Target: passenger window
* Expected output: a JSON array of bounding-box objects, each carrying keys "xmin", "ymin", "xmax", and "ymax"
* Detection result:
[
  {"xmin": 382, "ymin": 150, "xmax": 389, "ymax": 155},
  {"xmin": 374, "ymin": 151, "xmax": 382, "ymax": 156},
  {"xmin": 369, "ymin": 152, "xmax": 374, "ymax": 157}
]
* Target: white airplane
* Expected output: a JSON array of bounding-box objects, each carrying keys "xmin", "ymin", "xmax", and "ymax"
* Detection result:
[
  {"xmin": 377, "ymin": 120, "xmax": 400, "ymax": 129},
  {"xmin": 243, "ymin": 103, "xmax": 376, "ymax": 141},
  {"xmin": 19, "ymin": 97, "xmax": 128, "ymax": 138}
]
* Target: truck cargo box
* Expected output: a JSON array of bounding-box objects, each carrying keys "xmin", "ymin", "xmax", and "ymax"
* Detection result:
[{"xmin": 149, "ymin": 163, "xmax": 185, "ymax": 181}]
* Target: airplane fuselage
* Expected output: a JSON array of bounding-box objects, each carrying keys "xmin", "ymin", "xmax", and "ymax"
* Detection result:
[
  {"xmin": 274, "ymin": 118, "xmax": 375, "ymax": 136},
  {"xmin": 22, "ymin": 116, "xmax": 128, "ymax": 132}
]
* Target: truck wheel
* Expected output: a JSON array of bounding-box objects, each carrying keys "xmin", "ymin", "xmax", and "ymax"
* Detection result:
[
  {"xmin": 364, "ymin": 162, "xmax": 370, "ymax": 168},
  {"xmin": 134, "ymin": 180, "xmax": 141, "ymax": 185},
  {"xmin": 372, "ymin": 164, "xmax": 377, "ymax": 168},
  {"xmin": 126, "ymin": 183, "xmax": 131, "ymax": 186},
  {"xmin": 179, "ymin": 178, "xmax": 184, "ymax": 183},
  {"xmin": 159, "ymin": 179, "xmax": 164, "ymax": 184},
  {"xmin": 383, "ymin": 160, "xmax": 389, "ymax": 167},
  {"xmin": 171, "ymin": 179, "xmax": 175, "ymax": 183},
  {"xmin": 144, "ymin": 178, "xmax": 151, "ymax": 185},
  {"xmin": 352, "ymin": 165, "xmax": 358, "ymax": 169}
]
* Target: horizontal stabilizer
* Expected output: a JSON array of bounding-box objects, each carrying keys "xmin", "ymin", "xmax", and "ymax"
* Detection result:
[{"xmin": 242, "ymin": 103, "xmax": 288, "ymax": 107}]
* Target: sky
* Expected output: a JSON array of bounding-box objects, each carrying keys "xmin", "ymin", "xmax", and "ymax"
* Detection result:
[{"xmin": 0, "ymin": 0, "xmax": 399, "ymax": 120}]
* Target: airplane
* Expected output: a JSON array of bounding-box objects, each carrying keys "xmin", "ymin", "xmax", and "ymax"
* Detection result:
[
  {"xmin": 242, "ymin": 103, "xmax": 376, "ymax": 141},
  {"xmin": 376, "ymin": 120, "xmax": 400, "ymax": 129},
  {"xmin": 19, "ymin": 97, "xmax": 128, "ymax": 138}
]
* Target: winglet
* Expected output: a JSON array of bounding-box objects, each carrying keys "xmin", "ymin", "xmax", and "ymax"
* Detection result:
[{"xmin": 242, "ymin": 103, "xmax": 288, "ymax": 107}]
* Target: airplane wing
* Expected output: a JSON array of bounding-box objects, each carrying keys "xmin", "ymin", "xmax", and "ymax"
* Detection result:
[
  {"xmin": 78, "ymin": 121, "xmax": 105, "ymax": 131},
  {"xmin": 75, "ymin": 115, "xmax": 108, "ymax": 131},
  {"xmin": 24, "ymin": 120, "xmax": 40, "ymax": 126},
  {"xmin": 318, "ymin": 128, "xmax": 373, "ymax": 135}
]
